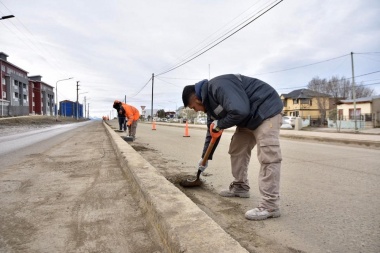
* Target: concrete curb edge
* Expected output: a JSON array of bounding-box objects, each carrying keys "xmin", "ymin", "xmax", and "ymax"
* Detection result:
[{"xmin": 103, "ymin": 121, "xmax": 249, "ymax": 253}]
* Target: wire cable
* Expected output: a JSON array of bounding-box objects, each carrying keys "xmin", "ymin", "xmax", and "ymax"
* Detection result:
[
  {"xmin": 156, "ymin": 0, "xmax": 283, "ymax": 76},
  {"xmin": 130, "ymin": 77, "xmax": 152, "ymax": 97},
  {"xmin": 252, "ymin": 53, "xmax": 350, "ymax": 76},
  {"xmin": 163, "ymin": 0, "xmax": 265, "ymax": 71}
]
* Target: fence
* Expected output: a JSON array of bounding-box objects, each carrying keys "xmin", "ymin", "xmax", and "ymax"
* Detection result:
[{"xmin": 328, "ymin": 113, "xmax": 374, "ymax": 129}]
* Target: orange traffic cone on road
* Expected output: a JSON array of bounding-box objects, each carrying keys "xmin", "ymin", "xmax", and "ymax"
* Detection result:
[
  {"xmin": 152, "ymin": 120, "xmax": 156, "ymax": 130},
  {"xmin": 183, "ymin": 120, "xmax": 190, "ymax": 137}
]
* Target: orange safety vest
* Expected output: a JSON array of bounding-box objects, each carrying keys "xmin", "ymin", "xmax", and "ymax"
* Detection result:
[{"xmin": 121, "ymin": 103, "xmax": 140, "ymax": 126}]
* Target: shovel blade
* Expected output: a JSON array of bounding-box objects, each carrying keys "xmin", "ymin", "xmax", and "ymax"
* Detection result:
[{"xmin": 180, "ymin": 178, "xmax": 202, "ymax": 187}]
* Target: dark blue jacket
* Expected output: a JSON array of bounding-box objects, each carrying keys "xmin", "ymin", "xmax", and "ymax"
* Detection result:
[{"xmin": 197, "ymin": 74, "xmax": 283, "ymax": 159}]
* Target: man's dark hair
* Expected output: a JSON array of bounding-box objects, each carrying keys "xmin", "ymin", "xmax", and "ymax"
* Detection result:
[
  {"xmin": 113, "ymin": 101, "xmax": 121, "ymax": 110},
  {"xmin": 182, "ymin": 85, "xmax": 196, "ymax": 107}
]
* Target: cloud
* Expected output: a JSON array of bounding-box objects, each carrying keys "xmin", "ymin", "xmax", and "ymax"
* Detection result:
[{"xmin": 1, "ymin": 0, "xmax": 379, "ymax": 117}]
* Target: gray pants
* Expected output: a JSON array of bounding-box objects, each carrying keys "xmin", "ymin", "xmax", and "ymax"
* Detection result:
[
  {"xmin": 129, "ymin": 120, "xmax": 138, "ymax": 138},
  {"xmin": 228, "ymin": 113, "xmax": 282, "ymax": 209}
]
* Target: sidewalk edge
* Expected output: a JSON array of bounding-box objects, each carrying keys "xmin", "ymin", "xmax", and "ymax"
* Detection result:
[{"xmin": 103, "ymin": 122, "xmax": 249, "ymax": 253}]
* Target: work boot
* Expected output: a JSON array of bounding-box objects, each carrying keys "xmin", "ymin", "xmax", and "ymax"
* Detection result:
[
  {"xmin": 245, "ymin": 207, "xmax": 281, "ymax": 221},
  {"xmin": 219, "ymin": 182, "xmax": 250, "ymax": 198}
]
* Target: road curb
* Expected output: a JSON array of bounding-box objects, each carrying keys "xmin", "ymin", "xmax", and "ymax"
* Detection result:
[
  {"xmin": 279, "ymin": 134, "xmax": 380, "ymax": 149},
  {"xmin": 103, "ymin": 122, "xmax": 248, "ymax": 253}
]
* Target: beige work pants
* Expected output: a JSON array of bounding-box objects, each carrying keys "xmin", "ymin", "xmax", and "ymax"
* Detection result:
[{"xmin": 228, "ymin": 113, "xmax": 282, "ymax": 209}]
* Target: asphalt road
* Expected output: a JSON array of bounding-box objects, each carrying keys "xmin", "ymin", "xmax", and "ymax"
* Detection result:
[
  {"xmin": 0, "ymin": 122, "xmax": 89, "ymax": 157},
  {"xmin": 129, "ymin": 121, "xmax": 380, "ymax": 253}
]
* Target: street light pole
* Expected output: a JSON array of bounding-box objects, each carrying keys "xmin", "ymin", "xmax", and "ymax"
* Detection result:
[
  {"xmin": 1, "ymin": 15, "xmax": 15, "ymax": 117},
  {"xmin": 55, "ymin": 77, "xmax": 73, "ymax": 120},
  {"xmin": 0, "ymin": 15, "xmax": 15, "ymax": 20}
]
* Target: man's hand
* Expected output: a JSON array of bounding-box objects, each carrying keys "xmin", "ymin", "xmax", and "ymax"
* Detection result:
[
  {"xmin": 211, "ymin": 120, "xmax": 220, "ymax": 133},
  {"xmin": 198, "ymin": 158, "xmax": 208, "ymax": 172}
]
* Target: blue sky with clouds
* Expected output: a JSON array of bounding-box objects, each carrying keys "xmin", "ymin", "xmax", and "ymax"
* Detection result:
[{"xmin": 1, "ymin": 0, "xmax": 379, "ymax": 118}]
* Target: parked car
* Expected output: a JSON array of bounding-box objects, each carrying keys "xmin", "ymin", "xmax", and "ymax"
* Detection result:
[
  {"xmin": 282, "ymin": 116, "xmax": 296, "ymax": 126},
  {"xmin": 197, "ymin": 118, "xmax": 207, "ymax": 124}
]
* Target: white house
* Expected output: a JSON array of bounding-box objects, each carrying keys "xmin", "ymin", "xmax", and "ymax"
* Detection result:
[{"xmin": 331, "ymin": 96, "xmax": 380, "ymax": 128}]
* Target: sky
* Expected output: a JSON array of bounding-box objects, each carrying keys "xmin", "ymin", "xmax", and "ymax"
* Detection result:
[{"xmin": 1, "ymin": 0, "xmax": 380, "ymax": 118}]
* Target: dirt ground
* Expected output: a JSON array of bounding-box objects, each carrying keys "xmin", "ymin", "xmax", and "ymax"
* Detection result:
[
  {"xmin": 0, "ymin": 118, "xmax": 163, "ymax": 253},
  {"xmin": 0, "ymin": 117, "xmax": 303, "ymax": 252},
  {"xmin": 128, "ymin": 141, "xmax": 300, "ymax": 253}
]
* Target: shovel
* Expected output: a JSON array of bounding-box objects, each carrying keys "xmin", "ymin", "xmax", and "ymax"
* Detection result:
[{"xmin": 180, "ymin": 123, "xmax": 223, "ymax": 187}]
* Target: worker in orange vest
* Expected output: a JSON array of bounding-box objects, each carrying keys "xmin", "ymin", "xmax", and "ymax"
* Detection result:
[{"xmin": 113, "ymin": 100, "xmax": 140, "ymax": 139}]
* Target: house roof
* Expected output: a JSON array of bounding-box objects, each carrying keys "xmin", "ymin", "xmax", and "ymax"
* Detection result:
[
  {"xmin": 281, "ymin": 89, "xmax": 331, "ymax": 99},
  {"xmin": 338, "ymin": 95, "xmax": 380, "ymax": 104}
]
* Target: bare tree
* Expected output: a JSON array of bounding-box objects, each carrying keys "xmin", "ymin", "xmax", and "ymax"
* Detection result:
[
  {"xmin": 355, "ymin": 84, "xmax": 374, "ymax": 98},
  {"xmin": 308, "ymin": 75, "xmax": 374, "ymax": 100},
  {"xmin": 308, "ymin": 75, "xmax": 375, "ymax": 130},
  {"xmin": 307, "ymin": 77, "xmax": 329, "ymax": 125}
]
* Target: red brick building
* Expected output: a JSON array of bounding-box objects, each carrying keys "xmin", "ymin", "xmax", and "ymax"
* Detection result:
[{"xmin": 28, "ymin": 75, "xmax": 55, "ymax": 116}]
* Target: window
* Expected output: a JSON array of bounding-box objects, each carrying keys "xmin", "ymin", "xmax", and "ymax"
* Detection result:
[
  {"xmin": 293, "ymin": 99, "xmax": 298, "ymax": 104},
  {"xmin": 349, "ymin": 108, "xmax": 361, "ymax": 120},
  {"xmin": 14, "ymin": 92, "xmax": 19, "ymax": 99},
  {"xmin": 338, "ymin": 109, "xmax": 343, "ymax": 120}
]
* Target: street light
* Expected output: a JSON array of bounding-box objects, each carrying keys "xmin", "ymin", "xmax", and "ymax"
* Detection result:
[
  {"xmin": 0, "ymin": 15, "xmax": 15, "ymax": 116},
  {"xmin": 56, "ymin": 77, "xmax": 73, "ymax": 119},
  {"xmin": 0, "ymin": 15, "xmax": 15, "ymax": 20}
]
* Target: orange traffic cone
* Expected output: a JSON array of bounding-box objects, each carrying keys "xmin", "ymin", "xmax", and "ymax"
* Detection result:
[
  {"xmin": 183, "ymin": 120, "xmax": 190, "ymax": 137},
  {"xmin": 152, "ymin": 120, "xmax": 156, "ymax": 130}
]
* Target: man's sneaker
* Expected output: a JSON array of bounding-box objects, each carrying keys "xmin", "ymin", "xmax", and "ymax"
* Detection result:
[
  {"xmin": 219, "ymin": 182, "xmax": 250, "ymax": 198},
  {"xmin": 245, "ymin": 207, "xmax": 281, "ymax": 220}
]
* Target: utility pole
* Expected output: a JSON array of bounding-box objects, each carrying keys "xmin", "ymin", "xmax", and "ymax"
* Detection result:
[
  {"xmin": 350, "ymin": 52, "xmax": 358, "ymax": 133},
  {"xmin": 76, "ymin": 81, "xmax": 80, "ymax": 120},
  {"xmin": 84, "ymin": 96, "xmax": 87, "ymax": 119},
  {"xmin": 124, "ymin": 95, "xmax": 126, "ymax": 103},
  {"xmin": 151, "ymin": 73, "xmax": 154, "ymax": 121},
  {"xmin": 87, "ymin": 103, "xmax": 89, "ymax": 118}
]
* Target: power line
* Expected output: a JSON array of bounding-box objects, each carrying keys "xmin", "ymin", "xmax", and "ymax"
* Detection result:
[
  {"xmin": 155, "ymin": 77, "xmax": 183, "ymax": 87},
  {"xmin": 156, "ymin": 0, "xmax": 283, "ymax": 76},
  {"xmin": 355, "ymin": 52, "xmax": 380, "ymax": 54},
  {"xmin": 130, "ymin": 77, "xmax": 152, "ymax": 97},
  {"xmin": 0, "ymin": 1, "xmax": 70, "ymax": 77},
  {"xmin": 157, "ymin": 76, "xmax": 203, "ymax": 80},
  {"xmin": 162, "ymin": 0, "xmax": 265, "ymax": 71},
  {"xmin": 252, "ymin": 53, "xmax": 350, "ymax": 76}
]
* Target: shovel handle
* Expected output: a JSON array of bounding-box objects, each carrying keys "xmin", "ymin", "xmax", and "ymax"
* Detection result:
[
  {"xmin": 197, "ymin": 126, "xmax": 223, "ymax": 179},
  {"xmin": 201, "ymin": 141, "xmax": 215, "ymax": 166}
]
